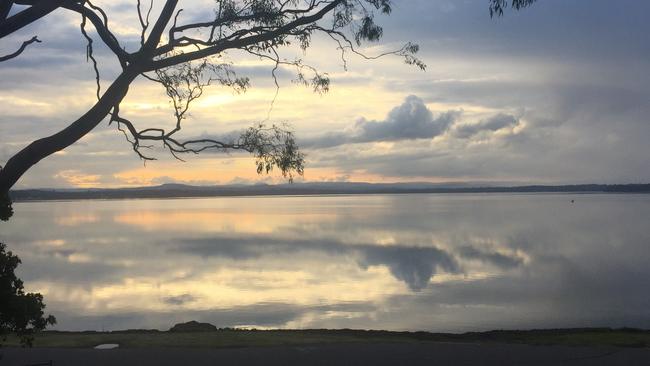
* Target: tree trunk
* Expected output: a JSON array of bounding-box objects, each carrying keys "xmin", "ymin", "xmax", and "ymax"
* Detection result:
[{"xmin": 0, "ymin": 68, "xmax": 139, "ymax": 196}]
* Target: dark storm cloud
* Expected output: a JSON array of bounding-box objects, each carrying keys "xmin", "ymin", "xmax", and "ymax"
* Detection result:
[
  {"xmin": 170, "ymin": 235, "xmax": 460, "ymax": 291},
  {"xmin": 301, "ymin": 95, "xmax": 459, "ymax": 148},
  {"xmin": 380, "ymin": 0, "xmax": 650, "ymax": 63},
  {"xmin": 163, "ymin": 294, "xmax": 197, "ymax": 306},
  {"xmin": 303, "ymin": 0, "xmax": 650, "ymax": 183},
  {"xmin": 308, "ymin": 81, "xmax": 650, "ymax": 182},
  {"xmin": 453, "ymin": 114, "xmax": 519, "ymax": 139},
  {"xmin": 354, "ymin": 95, "xmax": 456, "ymax": 141}
]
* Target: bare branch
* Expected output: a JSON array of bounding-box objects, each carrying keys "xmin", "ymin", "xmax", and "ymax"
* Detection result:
[
  {"xmin": 137, "ymin": 0, "xmax": 154, "ymax": 46},
  {"xmin": 111, "ymin": 54, "xmax": 304, "ymax": 180},
  {"xmin": 111, "ymin": 107, "xmax": 158, "ymax": 161},
  {"xmin": 80, "ymin": 14, "xmax": 101, "ymax": 100},
  {"xmin": 318, "ymin": 27, "xmax": 426, "ymax": 70},
  {"xmin": 113, "ymin": 58, "xmax": 249, "ymax": 161},
  {"xmin": 143, "ymin": 0, "xmax": 178, "ymax": 52},
  {"xmin": 0, "ymin": 35, "xmax": 39, "ymax": 62},
  {"xmin": 60, "ymin": 0, "xmax": 130, "ymax": 67}
]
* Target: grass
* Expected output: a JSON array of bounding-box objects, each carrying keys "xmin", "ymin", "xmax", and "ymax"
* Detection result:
[
  {"xmin": 3, "ymin": 328, "xmax": 649, "ymax": 349},
  {"xmin": 456, "ymin": 328, "xmax": 650, "ymax": 348}
]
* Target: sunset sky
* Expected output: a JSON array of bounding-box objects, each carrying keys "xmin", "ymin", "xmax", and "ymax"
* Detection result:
[{"xmin": 1, "ymin": 0, "xmax": 649, "ymax": 188}]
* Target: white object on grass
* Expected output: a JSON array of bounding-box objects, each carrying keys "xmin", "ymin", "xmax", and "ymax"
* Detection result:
[{"xmin": 94, "ymin": 344, "xmax": 119, "ymax": 350}]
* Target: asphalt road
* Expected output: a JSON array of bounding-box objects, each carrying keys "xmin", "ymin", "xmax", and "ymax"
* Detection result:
[{"xmin": 2, "ymin": 342, "xmax": 649, "ymax": 366}]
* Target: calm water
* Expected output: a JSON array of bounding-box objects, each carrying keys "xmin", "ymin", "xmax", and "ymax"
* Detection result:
[{"xmin": 1, "ymin": 194, "xmax": 649, "ymax": 332}]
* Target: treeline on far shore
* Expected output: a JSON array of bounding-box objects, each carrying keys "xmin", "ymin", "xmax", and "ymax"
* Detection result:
[
  {"xmin": 3, "ymin": 326, "xmax": 649, "ymax": 349},
  {"xmin": 9, "ymin": 183, "xmax": 650, "ymax": 202}
]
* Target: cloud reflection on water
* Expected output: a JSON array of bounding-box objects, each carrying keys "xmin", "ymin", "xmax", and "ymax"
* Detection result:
[
  {"xmin": 170, "ymin": 236, "xmax": 472, "ymax": 291},
  {"xmin": 1, "ymin": 194, "xmax": 649, "ymax": 331}
]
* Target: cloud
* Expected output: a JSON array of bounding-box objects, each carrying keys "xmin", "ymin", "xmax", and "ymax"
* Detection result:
[
  {"xmin": 3, "ymin": 0, "xmax": 650, "ymax": 187},
  {"xmin": 454, "ymin": 113, "xmax": 519, "ymax": 139},
  {"xmin": 302, "ymin": 95, "xmax": 459, "ymax": 148},
  {"xmin": 457, "ymin": 246, "xmax": 523, "ymax": 269},
  {"xmin": 53, "ymin": 169, "xmax": 102, "ymax": 188},
  {"xmin": 49, "ymin": 301, "xmax": 377, "ymax": 331},
  {"xmin": 163, "ymin": 294, "xmax": 197, "ymax": 306}
]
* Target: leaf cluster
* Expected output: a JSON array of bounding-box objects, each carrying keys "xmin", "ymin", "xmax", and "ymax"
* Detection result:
[
  {"xmin": 1, "ymin": 243, "xmax": 56, "ymax": 347},
  {"xmin": 0, "ymin": 192, "xmax": 11, "ymax": 222},
  {"xmin": 489, "ymin": 0, "xmax": 537, "ymax": 17},
  {"xmin": 240, "ymin": 123, "xmax": 305, "ymax": 182}
]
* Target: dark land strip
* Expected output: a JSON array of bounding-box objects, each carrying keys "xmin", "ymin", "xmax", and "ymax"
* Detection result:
[
  {"xmin": 2, "ymin": 328, "xmax": 650, "ymax": 365},
  {"xmin": 2, "ymin": 342, "xmax": 649, "ymax": 366},
  {"xmin": 10, "ymin": 183, "xmax": 650, "ymax": 202}
]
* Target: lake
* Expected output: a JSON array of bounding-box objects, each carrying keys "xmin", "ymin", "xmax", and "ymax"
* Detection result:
[{"xmin": 1, "ymin": 193, "xmax": 649, "ymax": 332}]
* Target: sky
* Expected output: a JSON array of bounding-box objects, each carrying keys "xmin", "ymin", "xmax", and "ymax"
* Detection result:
[{"xmin": 1, "ymin": 0, "xmax": 650, "ymax": 188}]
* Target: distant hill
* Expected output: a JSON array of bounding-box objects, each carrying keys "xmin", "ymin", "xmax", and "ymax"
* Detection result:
[
  {"xmin": 169, "ymin": 321, "xmax": 218, "ymax": 333},
  {"xmin": 8, "ymin": 182, "xmax": 650, "ymax": 202}
]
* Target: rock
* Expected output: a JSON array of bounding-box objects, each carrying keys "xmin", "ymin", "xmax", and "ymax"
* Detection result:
[
  {"xmin": 94, "ymin": 344, "xmax": 119, "ymax": 349},
  {"xmin": 169, "ymin": 320, "xmax": 217, "ymax": 332}
]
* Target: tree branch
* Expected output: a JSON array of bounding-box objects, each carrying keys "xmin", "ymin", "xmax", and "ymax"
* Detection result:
[
  {"xmin": 0, "ymin": 0, "xmax": 442, "ymax": 195},
  {"xmin": 60, "ymin": 0, "xmax": 130, "ymax": 67},
  {"xmin": 0, "ymin": 0, "xmax": 13, "ymax": 21},
  {"xmin": 0, "ymin": 0, "xmax": 63, "ymax": 38},
  {"xmin": 0, "ymin": 66, "xmax": 140, "ymax": 194},
  {"xmin": 0, "ymin": 35, "xmax": 39, "ymax": 62},
  {"xmin": 147, "ymin": 0, "xmax": 344, "ymax": 71},
  {"xmin": 142, "ymin": 0, "xmax": 178, "ymax": 53}
]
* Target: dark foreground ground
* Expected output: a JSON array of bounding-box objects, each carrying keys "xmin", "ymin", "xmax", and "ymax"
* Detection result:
[
  {"xmin": 2, "ymin": 329, "xmax": 650, "ymax": 365},
  {"xmin": 4, "ymin": 328, "xmax": 650, "ymax": 349},
  {"xmin": 2, "ymin": 342, "xmax": 650, "ymax": 366}
]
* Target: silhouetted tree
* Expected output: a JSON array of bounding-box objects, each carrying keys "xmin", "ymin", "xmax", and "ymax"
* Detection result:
[
  {"xmin": 0, "ymin": 0, "xmax": 535, "ymax": 200},
  {"xmin": 0, "ymin": 0, "xmax": 534, "ymax": 341},
  {"xmin": 1, "ymin": 242, "xmax": 56, "ymax": 346}
]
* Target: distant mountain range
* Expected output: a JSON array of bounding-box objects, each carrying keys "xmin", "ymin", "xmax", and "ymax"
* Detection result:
[{"xmin": 9, "ymin": 182, "xmax": 650, "ymax": 201}]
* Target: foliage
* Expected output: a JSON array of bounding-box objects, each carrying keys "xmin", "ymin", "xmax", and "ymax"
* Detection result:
[
  {"xmin": 169, "ymin": 321, "xmax": 218, "ymax": 333},
  {"xmin": 489, "ymin": 0, "xmax": 537, "ymax": 17},
  {"xmin": 0, "ymin": 243, "xmax": 56, "ymax": 347},
  {"xmin": 0, "ymin": 192, "xmax": 11, "ymax": 222},
  {"xmin": 241, "ymin": 124, "xmax": 305, "ymax": 182}
]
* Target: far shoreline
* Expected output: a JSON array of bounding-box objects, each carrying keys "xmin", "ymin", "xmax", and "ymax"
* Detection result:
[
  {"xmin": 4, "ymin": 327, "xmax": 650, "ymax": 349},
  {"xmin": 8, "ymin": 182, "xmax": 650, "ymax": 203}
]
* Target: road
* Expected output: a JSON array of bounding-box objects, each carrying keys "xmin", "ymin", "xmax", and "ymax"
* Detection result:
[{"xmin": 2, "ymin": 342, "xmax": 649, "ymax": 366}]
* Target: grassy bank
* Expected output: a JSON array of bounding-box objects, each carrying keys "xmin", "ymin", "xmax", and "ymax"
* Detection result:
[{"xmin": 3, "ymin": 328, "xmax": 649, "ymax": 349}]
